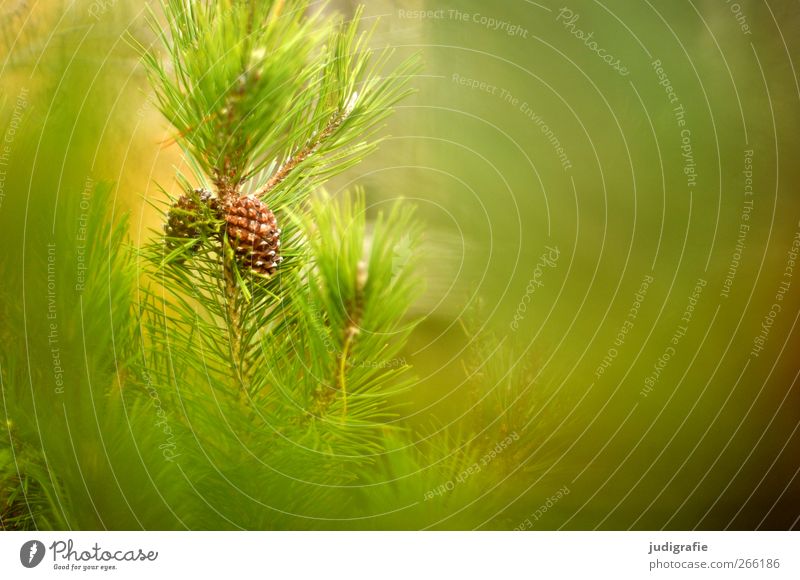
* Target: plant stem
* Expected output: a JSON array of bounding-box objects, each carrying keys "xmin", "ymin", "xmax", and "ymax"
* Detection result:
[
  {"xmin": 334, "ymin": 260, "xmax": 367, "ymax": 418},
  {"xmin": 223, "ymin": 240, "xmax": 248, "ymax": 401},
  {"xmin": 253, "ymin": 107, "xmax": 350, "ymax": 197},
  {"xmin": 338, "ymin": 329, "xmax": 355, "ymax": 417}
]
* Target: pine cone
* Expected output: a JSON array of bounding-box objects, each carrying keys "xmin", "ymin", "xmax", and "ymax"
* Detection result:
[
  {"xmin": 164, "ymin": 188, "xmax": 218, "ymax": 252},
  {"xmin": 223, "ymin": 195, "xmax": 282, "ymax": 277}
]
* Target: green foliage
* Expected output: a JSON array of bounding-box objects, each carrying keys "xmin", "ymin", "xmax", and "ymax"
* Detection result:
[
  {"xmin": 1, "ymin": 423, "xmax": 54, "ymax": 530},
  {"xmin": 136, "ymin": 0, "xmax": 416, "ymax": 195},
  {"xmin": 0, "ymin": 0, "xmax": 558, "ymax": 531},
  {"xmin": 0, "ymin": 180, "xmax": 184, "ymax": 530},
  {"xmin": 347, "ymin": 327, "xmax": 573, "ymax": 530},
  {"xmin": 297, "ymin": 190, "xmax": 422, "ymax": 423},
  {"xmin": 135, "ymin": 188, "xmax": 422, "ymax": 528},
  {"xmin": 125, "ymin": 0, "xmax": 426, "ymax": 528}
]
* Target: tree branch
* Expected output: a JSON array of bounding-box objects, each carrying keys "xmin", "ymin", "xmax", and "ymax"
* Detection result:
[
  {"xmin": 222, "ymin": 239, "xmax": 249, "ymax": 401},
  {"xmin": 335, "ymin": 260, "xmax": 367, "ymax": 417},
  {"xmin": 254, "ymin": 97, "xmax": 357, "ymax": 198}
]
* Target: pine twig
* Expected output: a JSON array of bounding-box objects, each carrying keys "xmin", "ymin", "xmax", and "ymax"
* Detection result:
[
  {"xmin": 222, "ymin": 239, "xmax": 248, "ymax": 400},
  {"xmin": 335, "ymin": 260, "xmax": 367, "ymax": 417},
  {"xmin": 254, "ymin": 97, "xmax": 357, "ymax": 198}
]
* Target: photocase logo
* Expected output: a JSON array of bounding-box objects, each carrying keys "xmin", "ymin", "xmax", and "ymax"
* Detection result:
[{"xmin": 20, "ymin": 540, "xmax": 46, "ymax": 568}]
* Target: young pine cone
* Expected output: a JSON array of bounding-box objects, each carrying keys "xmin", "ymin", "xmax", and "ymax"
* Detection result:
[
  {"xmin": 223, "ymin": 195, "xmax": 282, "ymax": 277},
  {"xmin": 164, "ymin": 188, "xmax": 219, "ymax": 253}
]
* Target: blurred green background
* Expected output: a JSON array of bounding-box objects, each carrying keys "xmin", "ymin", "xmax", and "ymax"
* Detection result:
[{"xmin": 1, "ymin": 0, "xmax": 799, "ymax": 529}]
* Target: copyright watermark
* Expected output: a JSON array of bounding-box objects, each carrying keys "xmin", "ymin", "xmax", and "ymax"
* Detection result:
[{"xmin": 510, "ymin": 246, "xmax": 560, "ymax": 331}]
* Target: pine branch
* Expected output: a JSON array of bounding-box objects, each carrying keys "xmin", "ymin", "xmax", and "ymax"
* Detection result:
[
  {"xmin": 136, "ymin": 0, "xmax": 326, "ymax": 191},
  {"xmin": 135, "ymin": 1, "xmax": 418, "ymax": 201},
  {"xmin": 255, "ymin": 99, "xmax": 356, "ymax": 197},
  {"xmin": 222, "ymin": 241, "xmax": 247, "ymax": 398},
  {"xmin": 131, "ymin": 1, "xmax": 424, "ymax": 526},
  {"xmin": 299, "ymin": 190, "xmax": 422, "ymax": 429},
  {"xmin": 336, "ymin": 260, "xmax": 367, "ymax": 417}
]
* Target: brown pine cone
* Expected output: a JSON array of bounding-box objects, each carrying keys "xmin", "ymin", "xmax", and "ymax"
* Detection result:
[
  {"xmin": 164, "ymin": 188, "xmax": 219, "ymax": 252},
  {"xmin": 223, "ymin": 195, "xmax": 282, "ymax": 277}
]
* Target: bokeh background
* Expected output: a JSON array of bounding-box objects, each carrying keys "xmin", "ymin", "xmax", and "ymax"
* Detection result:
[{"xmin": 1, "ymin": 0, "xmax": 799, "ymax": 529}]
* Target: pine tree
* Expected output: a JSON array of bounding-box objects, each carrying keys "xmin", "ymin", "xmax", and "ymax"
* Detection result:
[
  {"xmin": 1, "ymin": 0, "xmax": 563, "ymax": 531},
  {"xmin": 129, "ymin": 0, "xmax": 425, "ymax": 527}
]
